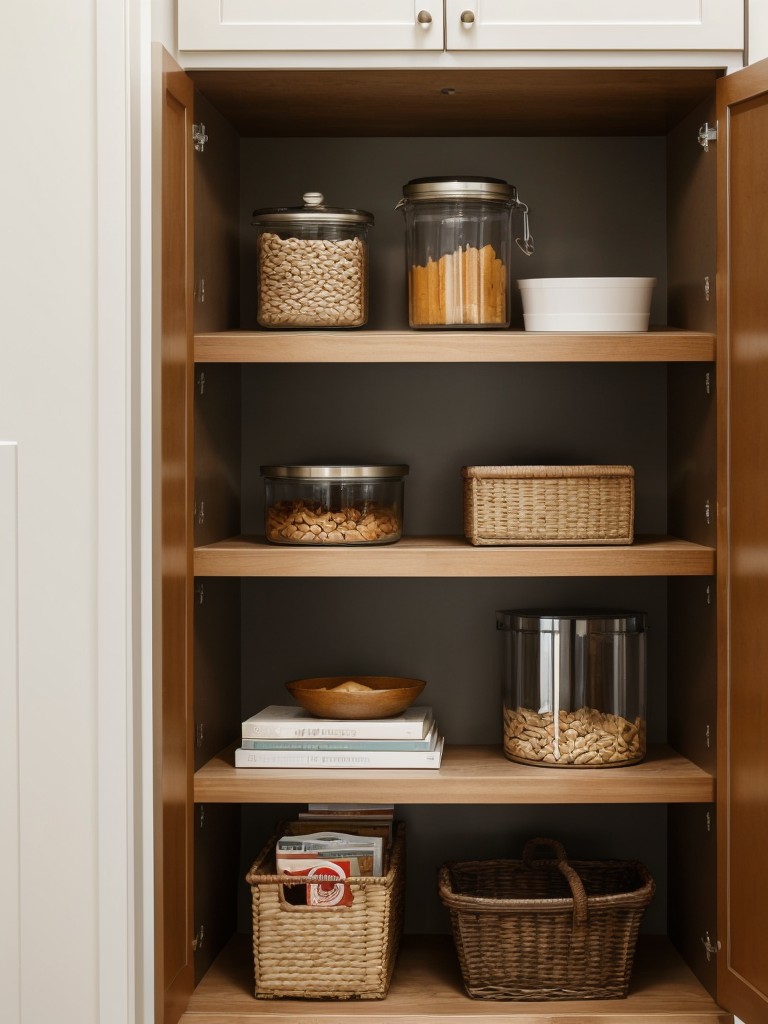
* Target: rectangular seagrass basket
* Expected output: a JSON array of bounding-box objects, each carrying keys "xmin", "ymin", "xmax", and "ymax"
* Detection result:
[
  {"xmin": 462, "ymin": 465, "xmax": 635, "ymax": 545},
  {"xmin": 438, "ymin": 837, "xmax": 654, "ymax": 1000},
  {"xmin": 245, "ymin": 822, "xmax": 405, "ymax": 1000}
]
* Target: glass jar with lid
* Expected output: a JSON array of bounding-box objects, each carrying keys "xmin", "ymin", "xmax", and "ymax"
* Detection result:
[
  {"xmin": 497, "ymin": 610, "xmax": 647, "ymax": 767},
  {"xmin": 252, "ymin": 192, "xmax": 374, "ymax": 328},
  {"xmin": 262, "ymin": 464, "xmax": 408, "ymax": 545},
  {"xmin": 396, "ymin": 176, "xmax": 534, "ymax": 329}
]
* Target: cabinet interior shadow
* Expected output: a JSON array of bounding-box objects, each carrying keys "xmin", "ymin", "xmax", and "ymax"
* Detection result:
[
  {"xmin": 241, "ymin": 362, "xmax": 667, "ymax": 536},
  {"xmin": 237, "ymin": 802, "xmax": 668, "ymax": 937},
  {"xmin": 239, "ymin": 135, "xmax": 667, "ymax": 331},
  {"xmin": 240, "ymin": 577, "xmax": 667, "ymax": 744}
]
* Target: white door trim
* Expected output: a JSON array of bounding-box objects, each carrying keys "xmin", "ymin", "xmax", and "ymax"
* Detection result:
[
  {"xmin": 0, "ymin": 443, "xmax": 20, "ymax": 1024},
  {"xmin": 95, "ymin": 1, "xmax": 150, "ymax": 1020}
]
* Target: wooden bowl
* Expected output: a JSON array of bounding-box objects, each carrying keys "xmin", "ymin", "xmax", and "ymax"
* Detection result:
[{"xmin": 285, "ymin": 675, "xmax": 426, "ymax": 720}]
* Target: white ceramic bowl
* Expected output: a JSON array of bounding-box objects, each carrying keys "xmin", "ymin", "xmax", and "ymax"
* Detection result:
[{"xmin": 517, "ymin": 277, "xmax": 657, "ymax": 332}]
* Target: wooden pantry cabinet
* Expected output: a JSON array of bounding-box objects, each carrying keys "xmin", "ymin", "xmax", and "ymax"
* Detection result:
[
  {"xmin": 154, "ymin": 50, "xmax": 768, "ymax": 1024},
  {"xmin": 177, "ymin": 0, "xmax": 743, "ymax": 54}
]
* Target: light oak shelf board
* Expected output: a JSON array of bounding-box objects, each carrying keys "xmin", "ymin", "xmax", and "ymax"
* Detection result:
[
  {"xmin": 193, "ymin": 535, "xmax": 715, "ymax": 579},
  {"xmin": 194, "ymin": 328, "xmax": 715, "ymax": 364},
  {"xmin": 181, "ymin": 934, "xmax": 729, "ymax": 1024},
  {"xmin": 194, "ymin": 744, "xmax": 714, "ymax": 805}
]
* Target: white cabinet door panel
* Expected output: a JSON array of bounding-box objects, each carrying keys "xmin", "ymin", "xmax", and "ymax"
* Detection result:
[
  {"xmin": 179, "ymin": 0, "xmax": 445, "ymax": 50},
  {"xmin": 445, "ymin": 0, "xmax": 744, "ymax": 51}
]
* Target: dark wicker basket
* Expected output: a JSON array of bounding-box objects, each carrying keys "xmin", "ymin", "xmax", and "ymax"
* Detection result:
[{"xmin": 438, "ymin": 837, "xmax": 654, "ymax": 1000}]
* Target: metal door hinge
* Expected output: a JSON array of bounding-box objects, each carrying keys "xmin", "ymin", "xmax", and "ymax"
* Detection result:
[
  {"xmin": 195, "ymin": 500, "xmax": 206, "ymax": 526},
  {"xmin": 192, "ymin": 925, "xmax": 205, "ymax": 952},
  {"xmin": 196, "ymin": 722, "xmax": 205, "ymax": 748},
  {"xmin": 193, "ymin": 123, "xmax": 208, "ymax": 153},
  {"xmin": 701, "ymin": 932, "xmax": 720, "ymax": 961},
  {"xmin": 698, "ymin": 122, "xmax": 718, "ymax": 151}
]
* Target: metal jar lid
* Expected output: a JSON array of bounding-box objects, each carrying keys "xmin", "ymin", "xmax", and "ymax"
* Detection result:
[
  {"xmin": 261, "ymin": 464, "xmax": 409, "ymax": 480},
  {"xmin": 252, "ymin": 191, "xmax": 374, "ymax": 227},
  {"xmin": 400, "ymin": 176, "xmax": 519, "ymax": 203},
  {"xmin": 497, "ymin": 610, "xmax": 646, "ymax": 634}
]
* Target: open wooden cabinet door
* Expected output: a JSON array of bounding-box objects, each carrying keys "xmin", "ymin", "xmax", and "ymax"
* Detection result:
[
  {"xmin": 716, "ymin": 57, "xmax": 768, "ymax": 1024},
  {"xmin": 153, "ymin": 46, "xmax": 195, "ymax": 1024}
]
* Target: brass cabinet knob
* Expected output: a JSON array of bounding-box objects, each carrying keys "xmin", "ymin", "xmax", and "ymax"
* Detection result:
[
  {"xmin": 417, "ymin": 10, "xmax": 433, "ymax": 24},
  {"xmin": 460, "ymin": 10, "xmax": 476, "ymax": 24}
]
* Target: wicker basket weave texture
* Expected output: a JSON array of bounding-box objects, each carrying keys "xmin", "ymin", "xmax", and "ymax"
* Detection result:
[
  {"xmin": 438, "ymin": 838, "xmax": 654, "ymax": 1001},
  {"xmin": 246, "ymin": 823, "xmax": 405, "ymax": 1000},
  {"xmin": 462, "ymin": 465, "xmax": 635, "ymax": 546}
]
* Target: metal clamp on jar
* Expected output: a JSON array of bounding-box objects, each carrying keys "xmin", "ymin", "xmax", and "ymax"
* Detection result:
[
  {"xmin": 396, "ymin": 176, "xmax": 534, "ymax": 329},
  {"xmin": 252, "ymin": 192, "xmax": 374, "ymax": 328}
]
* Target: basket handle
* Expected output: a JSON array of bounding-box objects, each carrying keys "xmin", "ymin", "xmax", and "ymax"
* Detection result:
[{"xmin": 522, "ymin": 837, "xmax": 588, "ymax": 928}]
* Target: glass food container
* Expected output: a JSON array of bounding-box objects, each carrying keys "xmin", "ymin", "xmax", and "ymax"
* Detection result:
[
  {"xmin": 396, "ymin": 176, "xmax": 534, "ymax": 329},
  {"xmin": 497, "ymin": 610, "xmax": 647, "ymax": 767},
  {"xmin": 252, "ymin": 192, "xmax": 373, "ymax": 328},
  {"xmin": 261, "ymin": 464, "xmax": 408, "ymax": 545}
]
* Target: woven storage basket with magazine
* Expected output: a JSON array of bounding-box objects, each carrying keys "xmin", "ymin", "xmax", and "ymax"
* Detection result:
[
  {"xmin": 462, "ymin": 465, "xmax": 635, "ymax": 545},
  {"xmin": 245, "ymin": 822, "xmax": 405, "ymax": 1000},
  {"xmin": 438, "ymin": 837, "xmax": 654, "ymax": 1000}
]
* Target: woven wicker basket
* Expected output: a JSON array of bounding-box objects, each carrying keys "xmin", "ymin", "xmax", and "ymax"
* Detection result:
[
  {"xmin": 462, "ymin": 465, "xmax": 634, "ymax": 545},
  {"xmin": 438, "ymin": 837, "xmax": 654, "ymax": 1001},
  {"xmin": 245, "ymin": 822, "xmax": 405, "ymax": 1000}
]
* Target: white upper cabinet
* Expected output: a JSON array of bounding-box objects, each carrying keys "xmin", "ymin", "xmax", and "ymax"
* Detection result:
[
  {"xmin": 444, "ymin": 0, "xmax": 744, "ymax": 52},
  {"xmin": 178, "ymin": 1, "xmax": 445, "ymax": 51},
  {"xmin": 178, "ymin": 0, "xmax": 743, "ymax": 54}
]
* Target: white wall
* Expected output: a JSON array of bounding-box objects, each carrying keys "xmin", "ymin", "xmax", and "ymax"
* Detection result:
[
  {"xmin": 749, "ymin": 0, "xmax": 768, "ymax": 64},
  {"xmin": 0, "ymin": 3, "xmax": 138, "ymax": 1022}
]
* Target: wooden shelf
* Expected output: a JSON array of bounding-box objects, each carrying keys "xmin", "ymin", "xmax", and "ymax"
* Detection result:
[
  {"xmin": 193, "ymin": 534, "xmax": 715, "ymax": 579},
  {"xmin": 181, "ymin": 933, "xmax": 729, "ymax": 1024},
  {"xmin": 194, "ymin": 743, "xmax": 714, "ymax": 805},
  {"xmin": 186, "ymin": 68, "xmax": 721, "ymax": 138},
  {"xmin": 194, "ymin": 328, "xmax": 715, "ymax": 364}
]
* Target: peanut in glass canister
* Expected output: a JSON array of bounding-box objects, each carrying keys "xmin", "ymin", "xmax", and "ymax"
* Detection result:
[{"xmin": 497, "ymin": 610, "xmax": 647, "ymax": 768}]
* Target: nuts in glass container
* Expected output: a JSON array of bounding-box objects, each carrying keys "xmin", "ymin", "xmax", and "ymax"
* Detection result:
[
  {"xmin": 252, "ymin": 192, "xmax": 373, "ymax": 329},
  {"xmin": 266, "ymin": 501, "xmax": 400, "ymax": 544},
  {"xmin": 261, "ymin": 464, "xmax": 408, "ymax": 546},
  {"xmin": 257, "ymin": 233, "xmax": 366, "ymax": 327},
  {"xmin": 503, "ymin": 705, "xmax": 646, "ymax": 767}
]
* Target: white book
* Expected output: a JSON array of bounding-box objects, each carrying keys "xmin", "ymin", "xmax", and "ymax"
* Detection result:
[
  {"xmin": 241, "ymin": 704, "xmax": 433, "ymax": 740},
  {"xmin": 241, "ymin": 721, "xmax": 438, "ymax": 752},
  {"xmin": 235, "ymin": 736, "xmax": 444, "ymax": 769}
]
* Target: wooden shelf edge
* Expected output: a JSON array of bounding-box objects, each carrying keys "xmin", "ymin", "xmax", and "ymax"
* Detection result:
[
  {"xmin": 193, "ymin": 743, "xmax": 714, "ymax": 805},
  {"xmin": 194, "ymin": 328, "xmax": 716, "ymax": 364},
  {"xmin": 193, "ymin": 535, "xmax": 716, "ymax": 579},
  {"xmin": 182, "ymin": 934, "xmax": 729, "ymax": 1024}
]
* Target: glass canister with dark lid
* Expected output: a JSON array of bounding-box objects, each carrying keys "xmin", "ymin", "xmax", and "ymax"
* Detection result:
[
  {"xmin": 396, "ymin": 176, "xmax": 534, "ymax": 329},
  {"xmin": 497, "ymin": 609, "xmax": 647, "ymax": 767}
]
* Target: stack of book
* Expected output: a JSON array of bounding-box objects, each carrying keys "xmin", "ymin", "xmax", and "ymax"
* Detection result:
[{"xmin": 235, "ymin": 704, "xmax": 443, "ymax": 768}]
